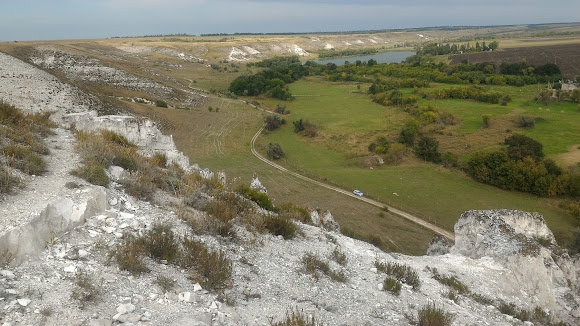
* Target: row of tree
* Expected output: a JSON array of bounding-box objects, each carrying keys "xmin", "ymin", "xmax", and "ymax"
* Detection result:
[{"xmin": 417, "ymin": 41, "xmax": 499, "ymax": 56}]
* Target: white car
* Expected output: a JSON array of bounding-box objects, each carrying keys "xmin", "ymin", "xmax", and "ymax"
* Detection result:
[{"xmin": 353, "ymin": 190, "xmax": 363, "ymax": 197}]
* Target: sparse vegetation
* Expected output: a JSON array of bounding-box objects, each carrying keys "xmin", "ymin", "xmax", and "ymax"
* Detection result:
[
  {"xmin": 330, "ymin": 247, "xmax": 347, "ymax": 266},
  {"xmin": 302, "ymin": 252, "xmax": 347, "ymax": 282},
  {"xmin": 375, "ymin": 260, "xmax": 420, "ymax": 290},
  {"xmin": 383, "ymin": 277, "xmax": 402, "ymax": 296},
  {"xmin": 263, "ymin": 215, "xmax": 296, "ymax": 239},
  {"xmin": 416, "ymin": 302, "xmax": 453, "ymax": 326},
  {"xmin": 70, "ymin": 271, "xmax": 100, "ymax": 309},
  {"xmin": 154, "ymin": 275, "xmax": 176, "ymax": 293},
  {"xmin": 270, "ymin": 307, "xmax": 323, "ymax": 326}
]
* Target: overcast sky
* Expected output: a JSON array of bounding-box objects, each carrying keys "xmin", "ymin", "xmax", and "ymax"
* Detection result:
[{"xmin": 1, "ymin": 0, "xmax": 579, "ymax": 41}]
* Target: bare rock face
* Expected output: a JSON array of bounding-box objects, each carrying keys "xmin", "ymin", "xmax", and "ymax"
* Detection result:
[
  {"xmin": 249, "ymin": 173, "xmax": 267, "ymax": 194},
  {"xmin": 0, "ymin": 187, "xmax": 108, "ymax": 265},
  {"xmin": 451, "ymin": 210, "xmax": 580, "ymax": 322},
  {"xmin": 310, "ymin": 209, "xmax": 340, "ymax": 232},
  {"xmin": 452, "ymin": 209, "xmax": 554, "ymax": 258}
]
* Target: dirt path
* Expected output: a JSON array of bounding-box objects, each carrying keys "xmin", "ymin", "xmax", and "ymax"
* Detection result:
[{"xmin": 250, "ymin": 125, "xmax": 455, "ymax": 241}]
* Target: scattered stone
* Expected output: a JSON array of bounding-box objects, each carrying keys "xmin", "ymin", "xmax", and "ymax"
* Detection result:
[{"xmin": 17, "ymin": 298, "xmax": 31, "ymax": 307}]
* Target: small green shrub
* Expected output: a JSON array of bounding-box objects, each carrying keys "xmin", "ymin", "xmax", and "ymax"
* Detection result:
[
  {"xmin": 330, "ymin": 247, "xmax": 347, "ymax": 266},
  {"xmin": 72, "ymin": 162, "xmax": 109, "ymax": 187},
  {"xmin": 417, "ymin": 302, "xmax": 453, "ymax": 326},
  {"xmin": 180, "ymin": 236, "xmax": 233, "ymax": 291},
  {"xmin": 154, "ymin": 275, "xmax": 176, "ymax": 293},
  {"xmin": 235, "ymin": 184, "xmax": 275, "ymax": 211},
  {"xmin": 119, "ymin": 175, "xmax": 156, "ymax": 201},
  {"xmin": 264, "ymin": 215, "xmax": 296, "ymax": 239},
  {"xmin": 267, "ymin": 142, "xmax": 285, "ymax": 160},
  {"xmin": 383, "ymin": 277, "xmax": 402, "ymax": 296},
  {"xmin": 150, "ymin": 152, "xmax": 168, "ymax": 168},
  {"xmin": 70, "ymin": 271, "xmax": 100, "ymax": 309},
  {"xmin": 100, "ymin": 130, "xmax": 134, "ymax": 148},
  {"xmin": 0, "ymin": 167, "xmax": 18, "ymax": 194},
  {"xmin": 155, "ymin": 100, "xmax": 168, "ymax": 108},
  {"xmin": 301, "ymin": 252, "xmax": 346, "ymax": 283},
  {"xmin": 143, "ymin": 224, "xmax": 180, "ymax": 263},
  {"xmin": 375, "ymin": 260, "xmax": 420, "ymax": 290},
  {"xmin": 114, "ymin": 235, "xmax": 149, "ymax": 275},
  {"xmin": 270, "ymin": 307, "xmax": 322, "ymax": 326},
  {"xmin": 470, "ymin": 293, "xmax": 493, "ymax": 306}
]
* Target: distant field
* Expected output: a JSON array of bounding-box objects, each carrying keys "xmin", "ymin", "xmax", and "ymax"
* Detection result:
[
  {"xmin": 450, "ymin": 43, "xmax": 580, "ymax": 79},
  {"xmin": 258, "ymin": 78, "xmax": 579, "ymax": 245}
]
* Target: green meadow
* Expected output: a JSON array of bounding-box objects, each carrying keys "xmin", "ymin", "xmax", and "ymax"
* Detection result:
[{"xmin": 258, "ymin": 78, "xmax": 580, "ymax": 245}]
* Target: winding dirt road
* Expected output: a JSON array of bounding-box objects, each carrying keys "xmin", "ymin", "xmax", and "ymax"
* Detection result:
[{"xmin": 251, "ymin": 125, "xmax": 455, "ymax": 241}]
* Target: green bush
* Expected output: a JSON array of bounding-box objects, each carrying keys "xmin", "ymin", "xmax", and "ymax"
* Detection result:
[
  {"xmin": 265, "ymin": 114, "xmax": 286, "ymax": 131},
  {"xmin": 235, "ymin": 184, "xmax": 275, "ymax": 211},
  {"xmin": 0, "ymin": 167, "xmax": 18, "ymax": 194},
  {"xmin": 180, "ymin": 236, "xmax": 233, "ymax": 291},
  {"xmin": 155, "ymin": 100, "xmax": 168, "ymax": 108},
  {"xmin": 415, "ymin": 135, "xmax": 441, "ymax": 163},
  {"xmin": 267, "ymin": 142, "xmax": 285, "ymax": 160},
  {"xmin": 114, "ymin": 235, "xmax": 149, "ymax": 275},
  {"xmin": 383, "ymin": 277, "xmax": 402, "ymax": 296},
  {"xmin": 70, "ymin": 271, "xmax": 100, "ymax": 309},
  {"xmin": 417, "ymin": 302, "xmax": 453, "ymax": 326},
  {"xmin": 143, "ymin": 224, "xmax": 180, "ymax": 263},
  {"xmin": 72, "ymin": 162, "xmax": 109, "ymax": 187},
  {"xmin": 302, "ymin": 252, "xmax": 347, "ymax": 283},
  {"xmin": 264, "ymin": 215, "xmax": 296, "ymax": 239},
  {"xmin": 375, "ymin": 260, "xmax": 420, "ymax": 290},
  {"xmin": 270, "ymin": 307, "xmax": 322, "ymax": 326}
]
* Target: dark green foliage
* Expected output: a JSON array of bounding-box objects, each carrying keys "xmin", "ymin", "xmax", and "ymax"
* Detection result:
[
  {"xmin": 143, "ymin": 224, "xmax": 180, "ymax": 263},
  {"xmin": 71, "ymin": 271, "xmax": 100, "ymax": 309},
  {"xmin": 264, "ymin": 215, "xmax": 296, "ymax": 239},
  {"xmin": 180, "ymin": 236, "xmax": 233, "ymax": 291},
  {"xmin": 267, "ymin": 142, "xmax": 285, "ymax": 160},
  {"xmin": 302, "ymin": 252, "xmax": 347, "ymax": 282},
  {"xmin": 72, "ymin": 162, "xmax": 109, "ymax": 187},
  {"xmin": 155, "ymin": 100, "xmax": 168, "ymax": 108},
  {"xmin": 318, "ymin": 47, "xmax": 378, "ymax": 59},
  {"xmin": 375, "ymin": 260, "xmax": 420, "ymax": 290},
  {"xmin": 330, "ymin": 247, "xmax": 347, "ymax": 266},
  {"xmin": 0, "ymin": 166, "xmax": 18, "ymax": 194},
  {"xmin": 114, "ymin": 235, "xmax": 149, "ymax": 275},
  {"xmin": 270, "ymin": 307, "xmax": 322, "ymax": 326},
  {"xmin": 432, "ymin": 269, "xmax": 469, "ymax": 295},
  {"xmin": 265, "ymin": 114, "xmax": 286, "ymax": 131},
  {"xmin": 441, "ymin": 152, "xmax": 458, "ymax": 168},
  {"xmin": 275, "ymin": 104, "xmax": 289, "ymax": 114},
  {"xmin": 504, "ymin": 134, "xmax": 544, "ymax": 161},
  {"xmin": 100, "ymin": 130, "xmax": 133, "ymax": 148},
  {"xmin": 398, "ymin": 120, "xmax": 420, "ymax": 147},
  {"xmin": 417, "ymin": 302, "xmax": 454, "ymax": 326},
  {"xmin": 235, "ymin": 184, "xmax": 275, "ymax": 211},
  {"xmin": 519, "ymin": 116, "xmax": 536, "ymax": 129},
  {"xmin": 415, "ymin": 135, "xmax": 441, "ymax": 163},
  {"xmin": 431, "ymin": 85, "xmax": 507, "ymax": 104},
  {"xmin": 368, "ymin": 136, "xmax": 390, "ymax": 154},
  {"xmin": 383, "ymin": 277, "xmax": 402, "ymax": 296},
  {"xmin": 482, "ymin": 114, "xmax": 491, "ymax": 128},
  {"xmin": 293, "ymin": 119, "xmax": 305, "ymax": 133}
]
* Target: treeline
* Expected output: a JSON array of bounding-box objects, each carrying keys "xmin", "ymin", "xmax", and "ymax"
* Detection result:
[
  {"xmin": 228, "ymin": 55, "xmax": 563, "ymax": 101},
  {"xmin": 431, "ymin": 85, "xmax": 511, "ymax": 105},
  {"xmin": 229, "ymin": 57, "xmax": 312, "ymax": 100},
  {"xmin": 417, "ymin": 41, "xmax": 499, "ymax": 56},
  {"xmin": 318, "ymin": 47, "xmax": 379, "ymax": 59},
  {"xmin": 467, "ymin": 135, "xmax": 573, "ymax": 197}
]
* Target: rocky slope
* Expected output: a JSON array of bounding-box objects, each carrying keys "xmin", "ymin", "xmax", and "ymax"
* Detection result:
[{"xmin": 0, "ymin": 51, "xmax": 579, "ymax": 326}]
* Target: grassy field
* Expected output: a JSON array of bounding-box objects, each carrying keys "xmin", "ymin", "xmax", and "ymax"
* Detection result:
[{"xmin": 257, "ymin": 78, "xmax": 580, "ymax": 245}]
